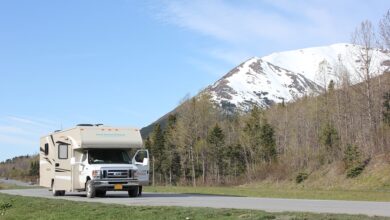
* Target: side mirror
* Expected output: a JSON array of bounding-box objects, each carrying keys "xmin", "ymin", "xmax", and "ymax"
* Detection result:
[{"xmin": 142, "ymin": 158, "xmax": 149, "ymax": 166}]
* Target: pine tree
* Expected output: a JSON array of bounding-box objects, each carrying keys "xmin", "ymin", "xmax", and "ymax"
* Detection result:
[
  {"xmin": 163, "ymin": 114, "xmax": 181, "ymax": 185},
  {"xmin": 343, "ymin": 144, "xmax": 361, "ymax": 169},
  {"xmin": 383, "ymin": 91, "xmax": 390, "ymax": 126},
  {"xmin": 29, "ymin": 160, "xmax": 39, "ymax": 176},
  {"xmin": 320, "ymin": 123, "xmax": 340, "ymax": 161},
  {"xmin": 207, "ymin": 124, "xmax": 225, "ymax": 183},
  {"xmin": 242, "ymin": 106, "xmax": 263, "ymax": 168},
  {"xmin": 150, "ymin": 123, "xmax": 165, "ymax": 185},
  {"xmin": 259, "ymin": 120, "xmax": 277, "ymax": 163}
]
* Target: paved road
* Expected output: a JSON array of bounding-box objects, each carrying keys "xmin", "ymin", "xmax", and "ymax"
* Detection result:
[{"xmin": 1, "ymin": 188, "xmax": 390, "ymax": 217}]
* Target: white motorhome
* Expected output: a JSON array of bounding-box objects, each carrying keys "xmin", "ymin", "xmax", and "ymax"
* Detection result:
[{"xmin": 39, "ymin": 124, "xmax": 149, "ymax": 198}]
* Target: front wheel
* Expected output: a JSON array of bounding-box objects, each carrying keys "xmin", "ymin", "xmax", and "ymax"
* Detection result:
[
  {"xmin": 86, "ymin": 180, "xmax": 96, "ymax": 198},
  {"xmin": 96, "ymin": 190, "xmax": 106, "ymax": 197},
  {"xmin": 128, "ymin": 186, "xmax": 139, "ymax": 197}
]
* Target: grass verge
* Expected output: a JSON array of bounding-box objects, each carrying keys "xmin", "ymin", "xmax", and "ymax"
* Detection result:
[
  {"xmin": 0, "ymin": 193, "xmax": 387, "ymax": 220},
  {"xmin": 0, "ymin": 182, "xmax": 40, "ymax": 190},
  {"xmin": 144, "ymin": 185, "xmax": 390, "ymax": 202}
]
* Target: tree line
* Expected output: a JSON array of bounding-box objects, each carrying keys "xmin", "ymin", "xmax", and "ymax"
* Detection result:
[
  {"xmin": 0, "ymin": 154, "xmax": 39, "ymax": 182},
  {"xmin": 145, "ymin": 10, "xmax": 390, "ymax": 186}
]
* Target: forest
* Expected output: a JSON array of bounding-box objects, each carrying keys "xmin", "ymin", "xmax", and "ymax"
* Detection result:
[{"xmin": 145, "ymin": 12, "xmax": 390, "ymax": 187}]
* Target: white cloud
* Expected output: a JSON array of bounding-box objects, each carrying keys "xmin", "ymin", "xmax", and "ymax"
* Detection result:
[
  {"xmin": 152, "ymin": 0, "xmax": 389, "ymax": 68},
  {"xmin": 0, "ymin": 115, "xmax": 57, "ymax": 161},
  {"xmin": 156, "ymin": 0, "xmax": 346, "ymax": 46},
  {"xmin": 6, "ymin": 115, "xmax": 55, "ymax": 128},
  {"xmin": 0, "ymin": 125, "xmax": 31, "ymax": 135},
  {"xmin": 158, "ymin": 0, "xmax": 292, "ymax": 43}
]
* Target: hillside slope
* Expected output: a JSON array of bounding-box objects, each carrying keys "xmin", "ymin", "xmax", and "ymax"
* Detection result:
[{"xmin": 142, "ymin": 43, "xmax": 390, "ymax": 137}]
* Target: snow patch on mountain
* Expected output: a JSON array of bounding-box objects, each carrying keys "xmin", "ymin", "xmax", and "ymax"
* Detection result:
[
  {"xmin": 205, "ymin": 43, "xmax": 390, "ymax": 112},
  {"xmin": 206, "ymin": 57, "xmax": 322, "ymax": 111},
  {"xmin": 262, "ymin": 43, "xmax": 390, "ymax": 86}
]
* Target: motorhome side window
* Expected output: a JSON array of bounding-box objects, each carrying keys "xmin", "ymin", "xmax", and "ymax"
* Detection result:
[
  {"xmin": 135, "ymin": 150, "xmax": 147, "ymax": 163},
  {"xmin": 58, "ymin": 144, "xmax": 68, "ymax": 159},
  {"xmin": 44, "ymin": 143, "xmax": 49, "ymax": 155}
]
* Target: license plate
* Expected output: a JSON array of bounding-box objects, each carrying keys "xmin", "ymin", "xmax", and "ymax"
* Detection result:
[{"xmin": 114, "ymin": 184, "xmax": 123, "ymax": 190}]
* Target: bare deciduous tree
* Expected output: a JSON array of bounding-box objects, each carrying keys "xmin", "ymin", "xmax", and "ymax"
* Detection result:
[
  {"xmin": 379, "ymin": 9, "xmax": 390, "ymax": 50},
  {"xmin": 351, "ymin": 20, "xmax": 378, "ymax": 150}
]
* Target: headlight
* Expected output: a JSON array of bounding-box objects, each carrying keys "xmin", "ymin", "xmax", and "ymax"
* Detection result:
[{"xmin": 92, "ymin": 170, "xmax": 101, "ymax": 178}]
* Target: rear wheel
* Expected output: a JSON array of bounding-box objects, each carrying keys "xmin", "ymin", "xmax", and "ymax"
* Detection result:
[
  {"xmin": 52, "ymin": 181, "xmax": 64, "ymax": 196},
  {"xmin": 86, "ymin": 180, "xmax": 96, "ymax": 198},
  {"xmin": 128, "ymin": 186, "xmax": 139, "ymax": 197}
]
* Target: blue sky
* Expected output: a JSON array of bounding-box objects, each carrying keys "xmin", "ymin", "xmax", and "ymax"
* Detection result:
[{"xmin": 0, "ymin": 0, "xmax": 389, "ymax": 161}]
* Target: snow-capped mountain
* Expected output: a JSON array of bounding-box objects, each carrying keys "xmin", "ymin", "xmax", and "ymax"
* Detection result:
[
  {"xmin": 262, "ymin": 43, "xmax": 390, "ymax": 85},
  {"xmin": 205, "ymin": 43, "xmax": 390, "ymax": 111},
  {"xmin": 141, "ymin": 43, "xmax": 390, "ymax": 137}
]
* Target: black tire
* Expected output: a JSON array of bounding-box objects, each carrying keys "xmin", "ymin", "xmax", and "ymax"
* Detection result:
[
  {"xmin": 96, "ymin": 190, "xmax": 106, "ymax": 197},
  {"xmin": 52, "ymin": 181, "xmax": 62, "ymax": 197},
  {"xmin": 128, "ymin": 186, "xmax": 139, "ymax": 197},
  {"xmin": 53, "ymin": 190, "xmax": 61, "ymax": 196},
  {"xmin": 86, "ymin": 180, "xmax": 96, "ymax": 198}
]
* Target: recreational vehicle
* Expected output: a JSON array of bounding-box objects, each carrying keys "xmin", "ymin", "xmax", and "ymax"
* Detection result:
[{"xmin": 39, "ymin": 124, "xmax": 149, "ymax": 198}]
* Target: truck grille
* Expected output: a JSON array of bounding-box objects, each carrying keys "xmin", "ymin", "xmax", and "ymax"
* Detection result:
[{"xmin": 103, "ymin": 170, "xmax": 132, "ymax": 179}]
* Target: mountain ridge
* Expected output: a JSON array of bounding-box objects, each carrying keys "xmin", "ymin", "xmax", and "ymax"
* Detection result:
[{"xmin": 141, "ymin": 43, "xmax": 390, "ymax": 137}]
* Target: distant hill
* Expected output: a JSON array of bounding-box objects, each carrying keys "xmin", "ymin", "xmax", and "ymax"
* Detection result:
[{"xmin": 0, "ymin": 154, "xmax": 39, "ymax": 182}]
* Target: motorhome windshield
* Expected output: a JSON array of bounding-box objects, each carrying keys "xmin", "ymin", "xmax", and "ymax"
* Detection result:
[{"xmin": 88, "ymin": 149, "xmax": 131, "ymax": 164}]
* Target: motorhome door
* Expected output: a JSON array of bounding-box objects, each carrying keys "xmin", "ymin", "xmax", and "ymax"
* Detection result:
[
  {"xmin": 54, "ymin": 143, "xmax": 72, "ymax": 191},
  {"xmin": 132, "ymin": 149, "xmax": 149, "ymax": 184}
]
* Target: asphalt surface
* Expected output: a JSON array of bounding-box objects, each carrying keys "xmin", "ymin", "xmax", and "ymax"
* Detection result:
[{"xmin": 1, "ymin": 188, "xmax": 390, "ymax": 217}]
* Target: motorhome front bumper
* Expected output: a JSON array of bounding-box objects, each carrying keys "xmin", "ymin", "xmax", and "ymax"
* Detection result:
[{"xmin": 91, "ymin": 179, "xmax": 139, "ymax": 191}]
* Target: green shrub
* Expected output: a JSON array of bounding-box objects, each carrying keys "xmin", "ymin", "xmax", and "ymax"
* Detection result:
[
  {"xmin": 343, "ymin": 144, "xmax": 361, "ymax": 169},
  {"xmin": 296, "ymin": 172, "xmax": 309, "ymax": 184},
  {"xmin": 0, "ymin": 201, "xmax": 12, "ymax": 216},
  {"xmin": 346, "ymin": 158, "xmax": 370, "ymax": 178}
]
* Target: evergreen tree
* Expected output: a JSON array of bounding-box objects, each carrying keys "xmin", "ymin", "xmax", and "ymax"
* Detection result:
[
  {"xmin": 320, "ymin": 123, "xmax": 340, "ymax": 161},
  {"xmin": 259, "ymin": 120, "xmax": 277, "ymax": 162},
  {"xmin": 144, "ymin": 137, "xmax": 152, "ymax": 149},
  {"xmin": 343, "ymin": 144, "xmax": 361, "ymax": 169},
  {"xmin": 29, "ymin": 160, "xmax": 39, "ymax": 176},
  {"xmin": 225, "ymin": 144, "xmax": 246, "ymax": 177},
  {"xmin": 242, "ymin": 106, "xmax": 264, "ymax": 167},
  {"xmin": 207, "ymin": 124, "xmax": 225, "ymax": 183},
  {"xmin": 150, "ymin": 123, "xmax": 165, "ymax": 185},
  {"xmin": 163, "ymin": 114, "xmax": 181, "ymax": 185},
  {"xmin": 383, "ymin": 91, "xmax": 390, "ymax": 126}
]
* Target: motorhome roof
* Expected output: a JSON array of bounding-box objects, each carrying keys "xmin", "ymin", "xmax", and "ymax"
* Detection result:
[{"xmin": 42, "ymin": 125, "xmax": 143, "ymax": 149}]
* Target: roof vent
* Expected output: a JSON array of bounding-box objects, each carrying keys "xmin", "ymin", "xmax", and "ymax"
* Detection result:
[{"xmin": 77, "ymin": 124, "xmax": 94, "ymax": 127}]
